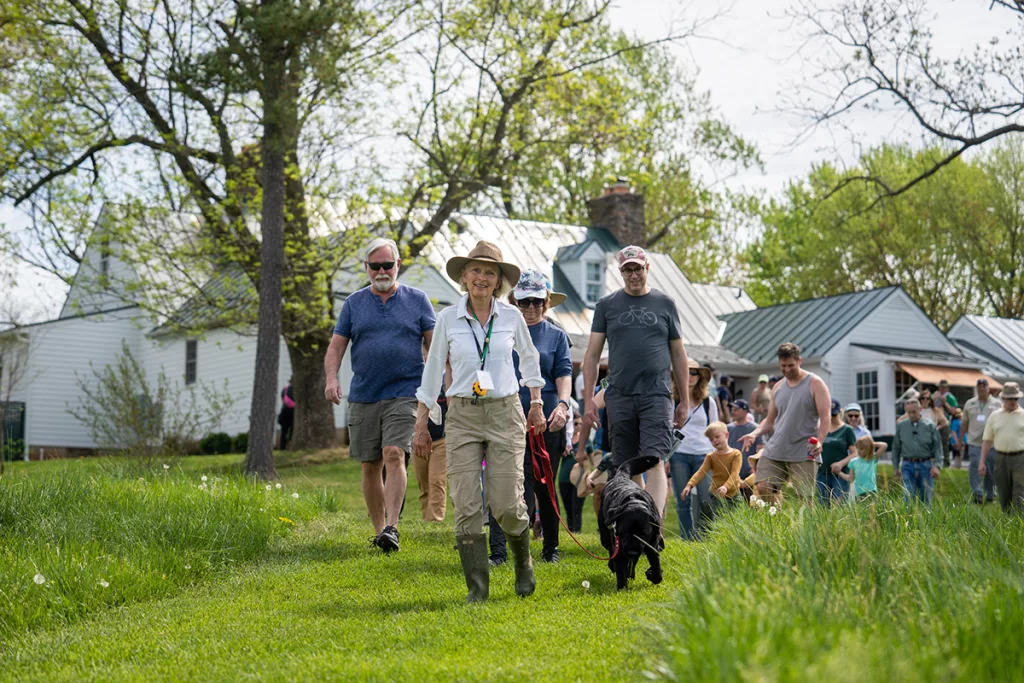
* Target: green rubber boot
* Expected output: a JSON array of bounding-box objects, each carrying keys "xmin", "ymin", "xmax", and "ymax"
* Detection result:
[
  {"xmin": 507, "ymin": 529, "xmax": 536, "ymax": 597},
  {"xmin": 455, "ymin": 534, "xmax": 489, "ymax": 603}
]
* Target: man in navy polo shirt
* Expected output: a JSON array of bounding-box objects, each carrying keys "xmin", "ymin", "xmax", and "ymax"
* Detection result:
[{"xmin": 325, "ymin": 237, "xmax": 436, "ymax": 553}]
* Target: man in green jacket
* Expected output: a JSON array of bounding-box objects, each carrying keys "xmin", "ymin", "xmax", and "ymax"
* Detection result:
[{"xmin": 892, "ymin": 398, "xmax": 943, "ymax": 506}]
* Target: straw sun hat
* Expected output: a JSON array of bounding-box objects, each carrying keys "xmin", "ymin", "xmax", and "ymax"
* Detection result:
[{"xmin": 445, "ymin": 240, "xmax": 521, "ymax": 288}]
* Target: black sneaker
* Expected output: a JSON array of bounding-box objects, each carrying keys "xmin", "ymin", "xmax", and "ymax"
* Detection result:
[
  {"xmin": 971, "ymin": 496, "xmax": 985, "ymax": 505},
  {"xmin": 489, "ymin": 554, "xmax": 507, "ymax": 567},
  {"xmin": 541, "ymin": 547, "xmax": 561, "ymax": 563},
  {"xmin": 376, "ymin": 525, "xmax": 400, "ymax": 554}
]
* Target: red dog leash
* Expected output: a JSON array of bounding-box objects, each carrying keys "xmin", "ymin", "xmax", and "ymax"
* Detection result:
[{"xmin": 528, "ymin": 427, "xmax": 619, "ymax": 562}]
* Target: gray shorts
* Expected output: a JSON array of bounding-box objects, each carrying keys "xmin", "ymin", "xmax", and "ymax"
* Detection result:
[
  {"xmin": 347, "ymin": 397, "xmax": 418, "ymax": 462},
  {"xmin": 603, "ymin": 389, "xmax": 674, "ymax": 469}
]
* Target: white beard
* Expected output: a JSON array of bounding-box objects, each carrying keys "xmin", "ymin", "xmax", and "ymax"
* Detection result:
[{"xmin": 371, "ymin": 274, "xmax": 396, "ymax": 292}]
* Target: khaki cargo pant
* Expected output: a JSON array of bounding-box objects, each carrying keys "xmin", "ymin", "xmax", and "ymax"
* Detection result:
[
  {"xmin": 412, "ymin": 437, "xmax": 448, "ymax": 522},
  {"xmin": 446, "ymin": 395, "xmax": 529, "ymax": 537}
]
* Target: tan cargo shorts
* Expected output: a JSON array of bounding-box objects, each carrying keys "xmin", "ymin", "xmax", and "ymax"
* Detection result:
[{"xmin": 347, "ymin": 397, "xmax": 418, "ymax": 462}]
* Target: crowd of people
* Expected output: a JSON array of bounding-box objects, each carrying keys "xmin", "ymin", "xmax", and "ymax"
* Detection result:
[{"xmin": 322, "ymin": 237, "xmax": 1024, "ymax": 603}]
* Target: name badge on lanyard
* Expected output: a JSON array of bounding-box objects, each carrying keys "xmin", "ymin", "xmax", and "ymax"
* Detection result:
[
  {"xmin": 467, "ymin": 315, "xmax": 495, "ymax": 402},
  {"xmin": 476, "ymin": 370, "xmax": 495, "ymax": 391}
]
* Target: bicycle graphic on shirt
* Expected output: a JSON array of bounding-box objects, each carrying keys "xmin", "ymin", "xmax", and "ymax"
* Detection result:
[{"xmin": 618, "ymin": 306, "xmax": 658, "ymax": 326}]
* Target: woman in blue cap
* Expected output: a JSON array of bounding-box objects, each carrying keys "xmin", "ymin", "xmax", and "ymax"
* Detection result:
[{"xmin": 489, "ymin": 269, "xmax": 573, "ymax": 564}]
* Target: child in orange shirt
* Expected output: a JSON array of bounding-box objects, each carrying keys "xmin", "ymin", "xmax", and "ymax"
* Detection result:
[{"xmin": 681, "ymin": 421, "xmax": 742, "ymax": 535}]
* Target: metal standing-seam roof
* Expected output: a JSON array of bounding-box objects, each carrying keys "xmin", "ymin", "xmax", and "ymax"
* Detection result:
[
  {"xmin": 954, "ymin": 315, "xmax": 1024, "ymax": 373},
  {"xmin": 690, "ymin": 283, "xmax": 756, "ymax": 317},
  {"xmin": 719, "ymin": 286, "xmax": 899, "ymax": 364}
]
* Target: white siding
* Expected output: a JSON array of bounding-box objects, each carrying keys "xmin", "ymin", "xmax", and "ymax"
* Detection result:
[
  {"xmin": 58, "ymin": 238, "xmax": 138, "ymax": 319},
  {"xmin": 143, "ymin": 332, "xmax": 353, "ymax": 438},
  {"xmin": 25, "ymin": 308, "xmax": 146, "ymax": 448},
  {"xmin": 826, "ymin": 291, "xmax": 957, "ymax": 434}
]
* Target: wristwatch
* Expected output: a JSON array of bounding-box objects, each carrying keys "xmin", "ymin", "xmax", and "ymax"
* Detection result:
[{"xmin": 557, "ymin": 399, "xmax": 570, "ymax": 410}]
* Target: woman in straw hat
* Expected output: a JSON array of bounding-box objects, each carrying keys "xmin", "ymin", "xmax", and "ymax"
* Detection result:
[
  {"xmin": 414, "ymin": 241, "xmax": 546, "ymax": 602},
  {"xmin": 487, "ymin": 269, "xmax": 572, "ymax": 565}
]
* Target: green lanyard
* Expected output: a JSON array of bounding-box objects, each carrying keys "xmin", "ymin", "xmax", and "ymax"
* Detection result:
[{"xmin": 466, "ymin": 315, "xmax": 494, "ymax": 371}]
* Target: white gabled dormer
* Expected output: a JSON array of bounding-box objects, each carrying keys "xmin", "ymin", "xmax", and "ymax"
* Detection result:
[{"xmin": 555, "ymin": 238, "xmax": 612, "ymax": 308}]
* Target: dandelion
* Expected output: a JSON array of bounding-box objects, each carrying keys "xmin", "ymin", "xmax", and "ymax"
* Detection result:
[
  {"xmin": 99, "ymin": 580, "xmax": 110, "ymax": 589},
  {"xmin": 279, "ymin": 517, "xmax": 295, "ymax": 525},
  {"xmin": 292, "ymin": 492, "xmax": 299, "ymax": 499},
  {"xmin": 184, "ymin": 564, "xmax": 191, "ymax": 570},
  {"xmin": 138, "ymin": 477, "xmax": 145, "ymax": 482},
  {"xmin": 769, "ymin": 506, "xmax": 778, "ymax": 516},
  {"xmin": 201, "ymin": 475, "xmax": 208, "ymax": 482},
  {"xmin": 265, "ymin": 484, "xmax": 272, "ymax": 491},
  {"xmin": 163, "ymin": 464, "xmax": 170, "ymax": 470},
  {"xmin": 162, "ymin": 574, "xmax": 167, "ymax": 580},
  {"xmin": 259, "ymin": 508, "xmax": 265, "ymax": 512},
  {"xmin": 198, "ymin": 483, "xmax": 208, "ymax": 491},
  {"xmin": 755, "ymin": 499, "xmax": 767, "ymax": 509},
  {"xmin": 33, "ymin": 573, "xmax": 45, "ymax": 585},
  {"xmin": 275, "ymin": 483, "xmax": 282, "ymax": 489},
  {"xmin": 582, "ymin": 580, "xmax": 590, "ymax": 590}
]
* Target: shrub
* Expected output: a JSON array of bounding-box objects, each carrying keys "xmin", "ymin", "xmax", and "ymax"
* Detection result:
[
  {"xmin": 199, "ymin": 432, "xmax": 233, "ymax": 455},
  {"xmin": 163, "ymin": 435, "xmax": 201, "ymax": 456},
  {"xmin": 68, "ymin": 341, "xmax": 238, "ymax": 464},
  {"xmin": 232, "ymin": 432, "xmax": 249, "ymax": 454}
]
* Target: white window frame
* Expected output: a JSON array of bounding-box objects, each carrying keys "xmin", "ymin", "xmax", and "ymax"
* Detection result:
[
  {"xmin": 855, "ymin": 368, "xmax": 880, "ymax": 432},
  {"xmin": 584, "ymin": 261, "xmax": 603, "ymax": 304}
]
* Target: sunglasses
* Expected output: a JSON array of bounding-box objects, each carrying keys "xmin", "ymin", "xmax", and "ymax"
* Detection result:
[
  {"xmin": 620, "ymin": 266, "xmax": 645, "ymax": 276},
  {"xmin": 366, "ymin": 261, "xmax": 396, "ymax": 272},
  {"xmin": 846, "ymin": 413, "xmax": 861, "ymax": 419},
  {"xmin": 516, "ymin": 298, "xmax": 545, "ymax": 309},
  {"xmin": 688, "ymin": 369, "xmax": 700, "ymax": 377}
]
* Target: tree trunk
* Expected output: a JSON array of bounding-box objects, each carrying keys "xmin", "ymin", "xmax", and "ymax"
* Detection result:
[
  {"xmin": 287, "ymin": 332, "xmax": 337, "ymax": 449},
  {"xmin": 244, "ymin": 4, "xmax": 289, "ymax": 480}
]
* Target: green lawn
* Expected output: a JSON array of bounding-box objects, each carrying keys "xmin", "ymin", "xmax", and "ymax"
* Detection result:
[{"xmin": 0, "ymin": 455, "xmax": 1019, "ymax": 682}]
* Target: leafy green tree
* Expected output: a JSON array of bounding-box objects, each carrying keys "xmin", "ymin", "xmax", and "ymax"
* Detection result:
[
  {"xmin": 388, "ymin": 0, "xmax": 754, "ymax": 282},
  {"xmin": 747, "ymin": 144, "xmax": 989, "ymax": 329},
  {"xmin": 0, "ymin": 0, "xmax": 405, "ymax": 476}
]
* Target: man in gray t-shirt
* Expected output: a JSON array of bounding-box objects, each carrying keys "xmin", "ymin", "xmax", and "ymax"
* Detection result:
[{"xmin": 578, "ymin": 245, "xmax": 690, "ymax": 471}]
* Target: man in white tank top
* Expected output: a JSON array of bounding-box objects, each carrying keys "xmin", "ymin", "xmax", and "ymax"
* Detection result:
[{"xmin": 740, "ymin": 342, "xmax": 832, "ymax": 505}]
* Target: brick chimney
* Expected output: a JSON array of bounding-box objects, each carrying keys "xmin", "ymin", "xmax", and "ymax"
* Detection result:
[{"xmin": 586, "ymin": 177, "xmax": 646, "ymax": 247}]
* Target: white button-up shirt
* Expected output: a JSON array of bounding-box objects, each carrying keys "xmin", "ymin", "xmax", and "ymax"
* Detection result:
[{"xmin": 417, "ymin": 295, "xmax": 543, "ymax": 421}]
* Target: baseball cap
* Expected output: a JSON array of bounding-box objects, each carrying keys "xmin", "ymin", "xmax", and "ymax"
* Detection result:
[
  {"xmin": 617, "ymin": 245, "xmax": 649, "ymax": 268},
  {"xmin": 844, "ymin": 402, "xmax": 863, "ymax": 414},
  {"xmin": 758, "ymin": 374, "xmax": 769, "ymax": 383},
  {"xmin": 731, "ymin": 398, "xmax": 750, "ymax": 411},
  {"xmin": 977, "ymin": 378, "xmax": 989, "ymax": 386},
  {"xmin": 830, "ymin": 398, "xmax": 842, "ymax": 416},
  {"xmin": 511, "ymin": 269, "xmax": 567, "ymax": 306}
]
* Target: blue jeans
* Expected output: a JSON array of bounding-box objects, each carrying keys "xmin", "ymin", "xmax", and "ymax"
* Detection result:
[
  {"xmin": 669, "ymin": 452, "xmax": 710, "ymax": 540},
  {"xmin": 901, "ymin": 460, "xmax": 934, "ymax": 506},
  {"xmin": 816, "ymin": 472, "xmax": 849, "ymax": 506},
  {"xmin": 967, "ymin": 445, "xmax": 996, "ymax": 501}
]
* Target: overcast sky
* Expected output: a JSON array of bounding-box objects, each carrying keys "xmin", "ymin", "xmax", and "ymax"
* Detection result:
[{"xmin": 2, "ymin": 0, "xmax": 1011, "ymax": 320}]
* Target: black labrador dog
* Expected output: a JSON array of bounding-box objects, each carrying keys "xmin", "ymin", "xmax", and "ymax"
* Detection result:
[{"xmin": 597, "ymin": 455, "xmax": 664, "ymax": 590}]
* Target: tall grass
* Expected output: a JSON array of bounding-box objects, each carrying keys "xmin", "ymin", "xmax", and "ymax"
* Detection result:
[
  {"xmin": 0, "ymin": 465, "xmax": 337, "ymax": 641},
  {"xmin": 653, "ymin": 497, "xmax": 1024, "ymax": 681}
]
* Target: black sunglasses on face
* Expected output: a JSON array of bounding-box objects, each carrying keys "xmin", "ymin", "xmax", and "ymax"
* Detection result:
[
  {"xmin": 516, "ymin": 298, "xmax": 545, "ymax": 309},
  {"xmin": 688, "ymin": 369, "xmax": 700, "ymax": 377},
  {"xmin": 367, "ymin": 261, "xmax": 395, "ymax": 271},
  {"xmin": 847, "ymin": 413, "xmax": 860, "ymax": 419}
]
